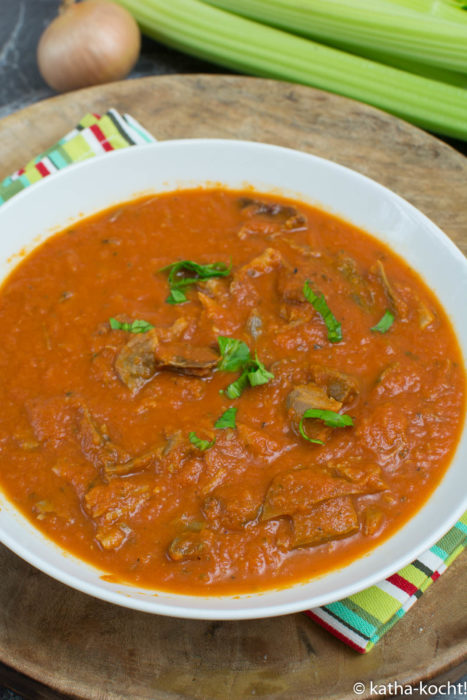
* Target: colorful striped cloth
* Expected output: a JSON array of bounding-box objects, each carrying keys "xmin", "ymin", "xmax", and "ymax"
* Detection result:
[
  {"xmin": 306, "ymin": 511, "xmax": 467, "ymax": 652},
  {"xmin": 0, "ymin": 110, "xmax": 153, "ymax": 205},
  {"xmin": 0, "ymin": 110, "xmax": 465, "ymax": 653}
]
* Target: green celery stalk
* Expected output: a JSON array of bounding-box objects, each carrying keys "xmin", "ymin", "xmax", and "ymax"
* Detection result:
[
  {"xmin": 204, "ymin": 0, "xmax": 467, "ymax": 73},
  {"xmin": 115, "ymin": 0, "xmax": 467, "ymax": 140},
  {"xmin": 387, "ymin": 0, "xmax": 467, "ymax": 22},
  {"xmin": 346, "ymin": 48, "xmax": 467, "ymax": 88}
]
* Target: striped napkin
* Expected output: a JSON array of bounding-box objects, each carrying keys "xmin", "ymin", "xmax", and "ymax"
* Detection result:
[
  {"xmin": 306, "ymin": 512, "xmax": 467, "ymax": 652},
  {"xmin": 0, "ymin": 110, "xmax": 465, "ymax": 653},
  {"xmin": 0, "ymin": 110, "xmax": 153, "ymax": 204}
]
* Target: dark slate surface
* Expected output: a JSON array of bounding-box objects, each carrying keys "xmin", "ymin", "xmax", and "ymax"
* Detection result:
[
  {"xmin": 0, "ymin": 0, "xmax": 226, "ymax": 118},
  {"xmin": 0, "ymin": 1, "xmax": 465, "ymax": 698}
]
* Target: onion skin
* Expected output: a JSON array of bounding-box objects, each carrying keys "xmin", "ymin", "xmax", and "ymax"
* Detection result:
[{"xmin": 37, "ymin": 0, "xmax": 141, "ymax": 92}]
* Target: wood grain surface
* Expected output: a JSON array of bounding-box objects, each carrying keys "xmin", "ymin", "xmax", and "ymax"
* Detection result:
[{"xmin": 0, "ymin": 75, "xmax": 465, "ymax": 700}]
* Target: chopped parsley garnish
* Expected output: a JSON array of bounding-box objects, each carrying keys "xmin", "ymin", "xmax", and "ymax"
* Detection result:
[
  {"xmin": 109, "ymin": 318, "xmax": 154, "ymax": 334},
  {"xmin": 189, "ymin": 432, "xmax": 216, "ymax": 451},
  {"xmin": 303, "ymin": 280, "xmax": 342, "ymax": 343},
  {"xmin": 214, "ymin": 407, "xmax": 238, "ymax": 430},
  {"xmin": 167, "ymin": 288, "xmax": 187, "ymax": 305},
  {"xmin": 247, "ymin": 353, "xmax": 275, "ymax": 387},
  {"xmin": 217, "ymin": 336, "xmax": 274, "ymax": 399},
  {"xmin": 217, "ymin": 337, "xmax": 251, "ymax": 372},
  {"xmin": 299, "ymin": 408, "xmax": 354, "ymax": 445},
  {"xmin": 225, "ymin": 373, "xmax": 250, "ymax": 400},
  {"xmin": 371, "ymin": 309, "xmax": 395, "ymax": 334},
  {"xmin": 160, "ymin": 259, "xmax": 231, "ymax": 304}
]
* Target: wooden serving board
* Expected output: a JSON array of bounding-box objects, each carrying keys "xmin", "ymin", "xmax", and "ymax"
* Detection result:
[{"xmin": 0, "ymin": 75, "xmax": 465, "ymax": 700}]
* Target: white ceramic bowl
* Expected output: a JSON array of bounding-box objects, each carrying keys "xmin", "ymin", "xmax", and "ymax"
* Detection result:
[{"xmin": 0, "ymin": 140, "xmax": 465, "ymax": 620}]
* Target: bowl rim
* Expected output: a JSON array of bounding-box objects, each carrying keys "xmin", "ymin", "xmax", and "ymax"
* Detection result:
[{"xmin": 0, "ymin": 137, "xmax": 465, "ymax": 620}]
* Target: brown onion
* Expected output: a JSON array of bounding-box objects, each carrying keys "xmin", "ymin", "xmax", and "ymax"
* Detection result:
[{"xmin": 37, "ymin": 0, "xmax": 141, "ymax": 93}]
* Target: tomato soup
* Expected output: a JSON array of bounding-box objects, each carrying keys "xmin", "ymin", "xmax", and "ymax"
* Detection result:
[{"xmin": 0, "ymin": 189, "xmax": 464, "ymax": 594}]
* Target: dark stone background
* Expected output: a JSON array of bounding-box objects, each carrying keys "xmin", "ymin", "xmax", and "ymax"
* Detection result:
[
  {"xmin": 0, "ymin": 0, "xmax": 227, "ymax": 119},
  {"xmin": 0, "ymin": 1, "xmax": 465, "ymax": 698}
]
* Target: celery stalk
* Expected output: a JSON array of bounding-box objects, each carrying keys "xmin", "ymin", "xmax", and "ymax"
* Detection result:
[
  {"xmin": 116, "ymin": 0, "xmax": 467, "ymax": 140},
  {"xmin": 352, "ymin": 49, "xmax": 467, "ymax": 88},
  {"xmin": 204, "ymin": 0, "xmax": 467, "ymax": 73},
  {"xmin": 387, "ymin": 0, "xmax": 467, "ymax": 23}
]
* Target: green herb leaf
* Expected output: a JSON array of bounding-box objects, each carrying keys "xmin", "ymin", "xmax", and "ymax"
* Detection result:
[
  {"xmin": 166, "ymin": 288, "xmax": 187, "ymax": 305},
  {"xmin": 371, "ymin": 309, "xmax": 395, "ymax": 334},
  {"xmin": 214, "ymin": 406, "xmax": 238, "ymax": 429},
  {"xmin": 225, "ymin": 372, "xmax": 250, "ymax": 400},
  {"xmin": 109, "ymin": 318, "xmax": 154, "ymax": 334},
  {"xmin": 247, "ymin": 353, "xmax": 275, "ymax": 386},
  {"xmin": 160, "ymin": 259, "xmax": 232, "ymax": 282},
  {"xmin": 299, "ymin": 408, "xmax": 353, "ymax": 445},
  {"xmin": 160, "ymin": 259, "xmax": 231, "ymax": 304},
  {"xmin": 218, "ymin": 336, "xmax": 251, "ymax": 371},
  {"xmin": 217, "ymin": 336, "xmax": 274, "ymax": 398},
  {"xmin": 303, "ymin": 280, "xmax": 342, "ymax": 343},
  {"xmin": 298, "ymin": 423, "xmax": 325, "ymax": 445},
  {"xmin": 302, "ymin": 409, "xmax": 354, "ymax": 428},
  {"xmin": 189, "ymin": 432, "xmax": 216, "ymax": 451}
]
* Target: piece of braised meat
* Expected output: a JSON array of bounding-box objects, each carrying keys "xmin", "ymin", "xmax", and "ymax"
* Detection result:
[{"xmin": 115, "ymin": 329, "xmax": 218, "ymax": 393}]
